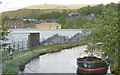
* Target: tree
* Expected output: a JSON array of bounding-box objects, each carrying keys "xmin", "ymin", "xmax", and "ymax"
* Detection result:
[
  {"xmin": 0, "ymin": 16, "xmax": 8, "ymax": 40},
  {"xmin": 0, "ymin": 15, "xmax": 9, "ymax": 63},
  {"xmin": 75, "ymin": 17, "xmax": 89, "ymax": 28},
  {"xmin": 82, "ymin": 8, "xmax": 120, "ymax": 74},
  {"xmin": 24, "ymin": 20, "xmax": 30, "ymax": 24},
  {"xmin": 64, "ymin": 19, "xmax": 75, "ymax": 29},
  {"xmin": 61, "ymin": 10, "xmax": 68, "ymax": 17},
  {"xmin": 58, "ymin": 16, "xmax": 66, "ymax": 25}
]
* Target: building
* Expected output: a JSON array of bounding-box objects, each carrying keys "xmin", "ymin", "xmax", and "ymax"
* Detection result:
[
  {"xmin": 68, "ymin": 11, "xmax": 80, "ymax": 16},
  {"xmin": 36, "ymin": 22, "xmax": 61, "ymax": 29},
  {"xmin": 41, "ymin": 34, "xmax": 69, "ymax": 45},
  {"xmin": 23, "ymin": 19, "xmax": 37, "ymax": 22},
  {"xmin": 69, "ymin": 33, "xmax": 83, "ymax": 42},
  {"xmin": 4, "ymin": 17, "xmax": 25, "ymax": 28},
  {"xmin": 4, "ymin": 17, "xmax": 37, "ymax": 29}
]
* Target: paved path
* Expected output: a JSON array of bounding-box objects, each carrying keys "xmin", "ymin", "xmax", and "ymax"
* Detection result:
[
  {"xmin": 12, "ymin": 44, "xmax": 72, "ymax": 60},
  {"xmin": 3, "ymin": 44, "xmax": 70, "ymax": 67},
  {"xmin": 13, "ymin": 48, "xmax": 50, "ymax": 60},
  {"xmin": 2, "ymin": 47, "xmax": 50, "ymax": 68}
]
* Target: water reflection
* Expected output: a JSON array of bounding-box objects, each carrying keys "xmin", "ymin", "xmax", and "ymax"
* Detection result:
[
  {"xmin": 20, "ymin": 45, "xmax": 110, "ymax": 74},
  {"xmin": 21, "ymin": 46, "xmax": 86, "ymax": 73},
  {"xmin": 76, "ymin": 68, "xmax": 108, "ymax": 75}
]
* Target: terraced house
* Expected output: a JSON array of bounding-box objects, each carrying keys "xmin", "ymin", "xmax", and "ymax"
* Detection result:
[
  {"xmin": 4, "ymin": 17, "xmax": 25, "ymax": 28},
  {"xmin": 4, "ymin": 17, "xmax": 36, "ymax": 29}
]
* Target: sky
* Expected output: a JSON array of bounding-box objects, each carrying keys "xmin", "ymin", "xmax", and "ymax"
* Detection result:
[{"xmin": 0, "ymin": 0, "xmax": 119, "ymax": 13}]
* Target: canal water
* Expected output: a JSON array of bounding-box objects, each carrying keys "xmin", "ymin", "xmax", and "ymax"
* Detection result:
[{"xmin": 20, "ymin": 46, "xmax": 111, "ymax": 73}]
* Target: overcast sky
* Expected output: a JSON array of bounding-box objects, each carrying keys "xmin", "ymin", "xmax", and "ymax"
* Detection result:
[{"xmin": 0, "ymin": 0, "xmax": 119, "ymax": 13}]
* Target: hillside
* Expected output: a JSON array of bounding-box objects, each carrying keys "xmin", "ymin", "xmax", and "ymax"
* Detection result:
[
  {"xmin": 24, "ymin": 4, "xmax": 95, "ymax": 9},
  {"xmin": 2, "ymin": 4, "xmax": 95, "ymax": 18},
  {"xmin": 2, "ymin": 9, "xmax": 63, "ymax": 18}
]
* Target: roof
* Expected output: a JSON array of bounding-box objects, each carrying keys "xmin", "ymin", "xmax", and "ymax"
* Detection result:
[
  {"xmin": 66, "ymin": 16, "xmax": 79, "ymax": 21},
  {"xmin": 45, "ymin": 19, "xmax": 58, "ymax": 23}
]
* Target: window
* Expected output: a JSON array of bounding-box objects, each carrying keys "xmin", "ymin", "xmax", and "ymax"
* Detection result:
[{"xmin": 56, "ymin": 26, "xmax": 59, "ymax": 29}]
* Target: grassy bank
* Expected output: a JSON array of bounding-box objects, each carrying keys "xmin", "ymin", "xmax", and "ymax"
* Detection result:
[{"xmin": 2, "ymin": 40, "xmax": 87, "ymax": 74}]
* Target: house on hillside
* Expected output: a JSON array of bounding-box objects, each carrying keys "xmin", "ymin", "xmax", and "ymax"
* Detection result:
[
  {"xmin": 68, "ymin": 11, "xmax": 80, "ymax": 16},
  {"xmin": 4, "ymin": 17, "xmax": 25, "ymax": 29},
  {"xmin": 69, "ymin": 33, "xmax": 83, "ymax": 42},
  {"xmin": 41, "ymin": 34, "xmax": 69, "ymax": 45},
  {"xmin": 4, "ymin": 17, "xmax": 37, "ymax": 29},
  {"xmin": 23, "ymin": 19, "xmax": 37, "ymax": 23}
]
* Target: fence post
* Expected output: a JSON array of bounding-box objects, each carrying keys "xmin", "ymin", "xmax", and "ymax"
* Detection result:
[
  {"xmin": 18, "ymin": 41, "xmax": 19, "ymax": 52},
  {"xmin": 13, "ymin": 42, "xmax": 15, "ymax": 51},
  {"xmin": 27, "ymin": 40, "xmax": 29, "ymax": 50},
  {"xmin": 22, "ymin": 40, "xmax": 23, "ymax": 51},
  {"xmin": 4, "ymin": 47, "xmax": 5, "ymax": 51}
]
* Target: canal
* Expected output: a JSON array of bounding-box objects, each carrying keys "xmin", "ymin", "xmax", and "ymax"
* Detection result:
[{"xmin": 20, "ymin": 46, "xmax": 111, "ymax": 73}]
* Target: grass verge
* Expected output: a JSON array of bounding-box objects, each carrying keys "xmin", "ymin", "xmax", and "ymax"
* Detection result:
[{"xmin": 2, "ymin": 40, "xmax": 87, "ymax": 74}]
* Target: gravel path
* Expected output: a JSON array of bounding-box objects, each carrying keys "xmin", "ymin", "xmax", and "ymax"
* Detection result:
[
  {"xmin": 13, "ymin": 48, "xmax": 50, "ymax": 60},
  {"xmin": 3, "ymin": 44, "xmax": 69, "ymax": 67},
  {"xmin": 2, "ymin": 47, "xmax": 50, "ymax": 68}
]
